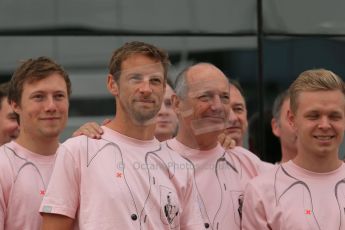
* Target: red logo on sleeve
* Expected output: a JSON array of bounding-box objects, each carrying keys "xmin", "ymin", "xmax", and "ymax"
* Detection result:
[{"xmin": 116, "ymin": 172, "xmax": 123, "ymax": 178}]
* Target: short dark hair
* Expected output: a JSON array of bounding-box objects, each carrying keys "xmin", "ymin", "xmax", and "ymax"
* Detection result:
[
  {"xmin": 229, "ymin": 79, "xmax": 245, "ymax": 98},
  {"xmin": 0, "ymin": 82, "xmax": 9, "ymax": 110},
  {"xmin": 8, "ymin": 56, "xmax": 71, "ymax": 105},
  {"xmin": 109, "ymin": 41, "xmax": 170, "ymax": 82}
]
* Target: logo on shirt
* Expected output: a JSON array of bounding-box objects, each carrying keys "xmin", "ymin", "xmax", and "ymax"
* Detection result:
[
  {"xmin": 116, "ymin": 172, "xmax": 123, "ymax": 178},
  {"xmin": 238, "ymin": 194, "xmax": 244, "ymax": 220},
  {"xmin": 164, "ymin": 192, "xmax": 179, "ymax": 223},
  {"xmin": 160, "ymin": 186, "xmax": 180, "ymax": 228}
]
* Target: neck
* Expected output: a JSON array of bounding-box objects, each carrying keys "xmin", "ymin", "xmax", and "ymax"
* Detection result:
[
  {"xmin": 15, "ymin": 132, "xmax": 59, "ymax": 156},
  {"xmin": 235, "ymin": 137, "xmax": 243, "ymax": 147},
  {"xmin": 175, "ymin": 126, "xmax": 218, "ymax": 150},
  {"xmin": 280, "ymin": 146, "xmax": 297, "ymax": 163},
  {"xmin": 155, "ymin": 133, "xmax": 173, "ymax": 142},
  {"xmin": 107, "ymin": 115, "xmax": 156, "ymax": 141},
  {"xmin": 292, "ymin": 151, "xmax": 342, "ymax": 173}
]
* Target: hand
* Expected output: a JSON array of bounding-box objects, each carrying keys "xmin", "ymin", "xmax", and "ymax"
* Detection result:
[
  {"xmin": 218, "ymin": 133, "xmax": 236, "ymax": 149},
  {"xmin": 72, "ymin": 122, "xmax": 104, "ymax": 139}
]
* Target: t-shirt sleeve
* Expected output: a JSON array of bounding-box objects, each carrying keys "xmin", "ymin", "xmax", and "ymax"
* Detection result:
[
  {"xmin": 0, "ymin": 161, "xmax": 7, "ymax": 228},
  {"xmin": 180, "ymin": 167, "xmax": 205, "ymax": 230},
  {"xmin": 242, "ymin": 180, "xmax": 270, "ymax": 230},
  {"xmin": 0, "ymin": 151, "xmax": 13, "ymax": 228},
  {"xmin": 229, "ymin": 147, "xmax": 275, "ymax": 181},
  {"xmin": 40, "ymin": 143, "xmax": 81, "ymax": 219},
  {"xmin": 0, "ymin": 181, "xmax": 4, "ymax": 228}
]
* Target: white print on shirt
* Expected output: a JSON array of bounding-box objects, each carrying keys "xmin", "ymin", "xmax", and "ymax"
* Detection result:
[
  {"xmin": 274, "ymin": 165, "xmax": 345, "ymax": 230},
  {"xmin": 180, "ymin": 149, "xmax": 243, "ymax": 230},
  {"xmin": 86, "ymin": 139, "xmax": 182, "ymax": 229}
]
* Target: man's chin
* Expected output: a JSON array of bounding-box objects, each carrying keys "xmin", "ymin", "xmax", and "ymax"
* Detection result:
[
  {"xmin": 224, "ymin": 128, "xmax": 241, "ymax": 135},
  {"xmin": 191, "ymin": 123, "xmax": 226, "ymax": 135}
]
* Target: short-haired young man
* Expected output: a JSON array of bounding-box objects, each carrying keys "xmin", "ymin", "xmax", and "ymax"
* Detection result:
[
  {"xmin": 0, "ymin": 57, "xmax": 71, "ymax": 229},
  {"xmin": 242, "ymin": 69, "xmax": 345, "ymax": 229}
]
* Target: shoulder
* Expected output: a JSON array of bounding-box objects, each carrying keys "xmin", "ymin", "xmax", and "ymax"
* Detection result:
[
  {"xmin": 247, "ymin": 164, "xmax": 281, "ymax": 196},
  {"xmin": 61, "ymin": 135, "xmax": 113, "ymax": 154},
  {"xmin": 227, "ymin": 146, "xmax": 261, "ymax": 165},
  {"xmin": 228, "ymin": 146, "xmax": 275, "ymax": 173},
  {"xmin": 0, "ymin": 144, "xmax": 17, "ymax": 184},
  {"xmin": 156, "ymin": 141, "xmax": 192, "ymax": 166}
]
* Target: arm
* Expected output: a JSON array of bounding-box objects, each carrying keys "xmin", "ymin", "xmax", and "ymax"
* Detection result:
[
  {"xmin": 40, "ymin": 144, "xmax": 80, "ymax": 227},
  {"xmin": 0, "ymin": 177, "xmax": 6, "ymax": 229},
  {"xmin": 218, "ymin": 132, "xmax": 236, "ymax": 150},
  {"xmin": 242, "ymin": 181, "xmax": 271, "ymax": 230},
  {"xmin": 72, "ymin": 122, "xmax": 104, "ymax": 139},
  {"xmin": 0, "ymin": 153, "xmax": 13, "ymax": 229},
  {"xmin": 41, "ymin": 213, "xmax": 73, "ymax": 230},
  {"xmin": 72, "ymin": 118, "xmax": 111, "ymax": 139}
]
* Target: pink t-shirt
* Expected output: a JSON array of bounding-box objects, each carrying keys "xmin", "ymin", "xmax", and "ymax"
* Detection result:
[
  {"xmin": 0, "ymin": 141, "xmax": 56, "ymax": 230},
  {"xmin": 40, "ymin": 127, "xmax": 203, "ymax": 230},
  {"xmin": 242, "ymin": 160, "xmax": 345, "ymax": 230},
  {"xmin": 166, "ymin": 138, "xmax": 268, "ymax": 230}
]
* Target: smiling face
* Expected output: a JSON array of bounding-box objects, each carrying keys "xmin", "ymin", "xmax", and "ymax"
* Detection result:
[
  {"xmin": 224, "ymin": 84, "xmax": 248, "ymax": 146},
  {"xmin": 113, "ymin": 54, "xmax": 166, "ymax": 125},
  {"xmin": 289, "ymin": 90, "xmax": 345, "ymax": 159},
  {"xmin": 12, "ymin": 73, "xmax": 69, "ymax": 140},
  {"xmin": 177, "ymin": 64, "xmax": 230, "ymax": 136}
]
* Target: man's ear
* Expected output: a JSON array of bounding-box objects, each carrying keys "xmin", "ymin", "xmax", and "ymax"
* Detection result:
[
  {"xmin": 171, "ymin": 94, "xmax": 180, "ymax": 114},
  {"xmin": 271, "ymin": 118, "xmax": 280, "ymax": 138},
  {"xmin": 107, "ymin": 74, "xmax": 119, "ymax": 96},
  {"xmin": 10, "ymin": 100, "xmax": 20, "ymax": 115},
  {"xmin": 287, "ymin": 109, "xmax": 296, "ymax": 131}
]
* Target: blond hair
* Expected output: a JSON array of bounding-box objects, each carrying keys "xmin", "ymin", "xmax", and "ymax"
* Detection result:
[{"xmin": 289, "ymin": 69, "xmax": 345, "ymax": 114}]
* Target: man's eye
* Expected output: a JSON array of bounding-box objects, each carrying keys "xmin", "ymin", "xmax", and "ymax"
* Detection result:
[
  {"xmin": 54, "ymin": 94, "xmax": 66, "ymax": 100},
  {"xmin": 330, "ymin": 114, "xmax": 343, "ymax": 121},
  {"xmin": 198, "ymin": 95, "xmax": 210, "ymax": 101},
  {"xmin": 164, "ymin": 100, "xmax": 172, "ymax": 107},
  {"xmin": 32, "ymin": 95, "xmax": 44, "ymax": 100},
  {"xmin": 233, "ymin": 107, "xmax": 244, "ymax": 113},
  {"xmin": 221, "ymin": 95, "xmax": 230, "ymax": 103},
  {"xmin": 150, "ymin": 78, "xmax": 162, "ymax": 85},
  {"xmin": 306, "ymin": 114, "xmax": 318, "ymax": 120},
  {"xmin": 129, "ymin": 74, "xmax": 142, "ymax": 81}
]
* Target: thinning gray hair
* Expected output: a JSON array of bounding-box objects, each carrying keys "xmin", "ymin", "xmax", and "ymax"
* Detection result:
[{"xmin": 272, "ymin": 89, "xmax": 289, "ymax": 121}]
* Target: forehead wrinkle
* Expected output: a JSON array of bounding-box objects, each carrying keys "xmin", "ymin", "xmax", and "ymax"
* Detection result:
[{"xmin": 120, "ymin": 63, "xmax": 164, "ymax": 75}]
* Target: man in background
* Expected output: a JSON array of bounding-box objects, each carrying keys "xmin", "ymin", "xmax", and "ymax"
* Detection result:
[
  {"xmin": 154, "ymin": 80, "xmax": 178, "ymax": 141},
  {"xmin": 271, "ymin": 90, "xmax": 297, "ymax": 163},
  {"xmin": 0, "ymin": 82, "xmax": 19, "ymax": 145}
]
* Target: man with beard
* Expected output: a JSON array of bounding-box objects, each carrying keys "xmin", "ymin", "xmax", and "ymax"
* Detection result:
[{"xmin": 40, "ymin": 41, "xmax": 203, "ymax": 229}]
